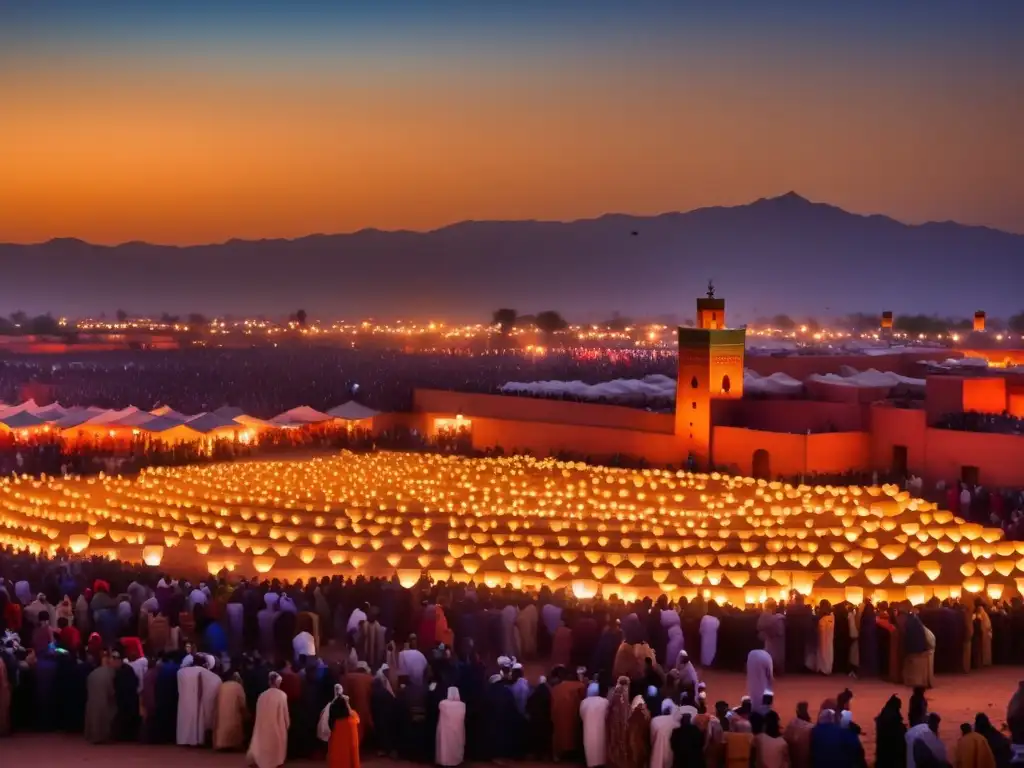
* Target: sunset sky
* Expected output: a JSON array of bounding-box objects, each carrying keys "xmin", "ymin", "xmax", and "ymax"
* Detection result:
[{"xmin": 2, "ymin": 1, "xmax": 1022, "ymax": 245}]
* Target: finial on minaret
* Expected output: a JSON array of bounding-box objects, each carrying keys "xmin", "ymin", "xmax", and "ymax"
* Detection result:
[{"xmin": 707, "ymin": 280, "xmax": 715, "ymax": 299}]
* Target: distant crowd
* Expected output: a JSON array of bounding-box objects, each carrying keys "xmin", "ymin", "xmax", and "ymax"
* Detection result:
[{"xmin": 4, "ymin": 550, "xmax": 1024, "ymax": 768}]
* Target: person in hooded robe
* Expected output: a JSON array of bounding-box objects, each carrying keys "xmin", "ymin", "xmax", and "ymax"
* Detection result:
[
  {"xmin": 651, "ymin": 698, "xmax": 682, "ymax": 768},
  {"xmin": 516, "ymin": 600, "xmax": 539, "ymax": 660},
  {"xmin": 527, "ymin": 674, "xmax": 554, "ymax": 759},
  {"xmin": 973, "ymin": 714, "xmax": 1009, "ymax": 768},
  {"xmin": 700, "ymin": 606, "xmax": 721, "ymax": 668},
  {"xmin": 84, "ymin": 653, "xmax": 118, "ymax": 744},
  {"xmin": 746, "ymin": 650, "xmax": 773, "ymax": 712},
  {"xmin": 755, "ymin": 710, "xmax": 790, "ymax": 768},
  {"xmin": 113, "ymin": 651, "xmax": 141, "ymax": 741},
  {"xmin": 675, "ymin": 650, "xmax": 699, "ymax": 703},
  {"xmin": 214, "ymin": 670, "xmax": 249, "ymax": 750},
  {"xmin": 673, "ymin": 712, "xmax": 707, "ymax": 768},
  {"xmin": 176, "ymin": 653, "xmax": 204, "ymax": 745},
  {"xmin": 665, "ymin": 614, "xmax": 685, "ymax": 672},
  {"xmin": 623, "ymin": 695, "xmax": 651, "ymax": 768},
  {"xmin": 858, "ymin": 603, "xmax": 879, "ymax": 678},
  {"xmin": 902, "ymin": 614, "xmax": 933, "ymax": 689},
  {"xmin": 816, "ymin": 603, "xmax": 836, "ymax": 675},
  {"xmin": 606, "ymin": 676, "xmax": 633, "ymax": 768},
  {"xmin": 436, "ymin": 686, "xmax": 467, "ymax": 767},
  {"xmin": 152, "ymin": 652, "xmax": 180, "ymax": 743},
  {"xmin": 956, "ymin": 723, "xmax": 996, "ymax": 768},
  {"xmin": 581, "ymin": 681, "xmax": 610, "ymax": 768},
  {"xmin": 341, "ymin": 661, "xmax": 374, "ymax": 741},
  {"xmin": 613, "ymin": 641, "xmax": 638, "ymax": 681},
  {"xmin": 247, "ymin": 672, "xmax": 290, "ymax": 768},
  {"xmin": 758, "ymin": 601, "xmax": 786, "ymax": 675},
  {"xmin": 197, "ymin": 653, "xmax": 223, "ymax": 745},
  {"xmin": 875, "ymin": 695, "xmax": 908, "ymax": 768},
  {"xmin": 484, "ymin": 670, "xmax": 525, "ymax": 761},
  {"xmin": 783, "ymin": 702, "xmax": 814, "ymax": 768},
  {"xmin": 550, "ymin": 665, "xmax": 586, "ymax": 759},
  {"xmin": 325, "ymin": 685, "xmax": 361, "ymax": 768}
]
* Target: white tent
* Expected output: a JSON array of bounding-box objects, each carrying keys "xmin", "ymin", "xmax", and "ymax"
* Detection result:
[
  {"xmin": 270, "ymin": 405, "xmax": 335, "ymax": 426},
  {"xmin": 326, "ymin": 401, "xmax": 380, "ymax": 421},
  {"xmin": 150, "ymin": 406, "xmax": 192, "ymax": 422}
]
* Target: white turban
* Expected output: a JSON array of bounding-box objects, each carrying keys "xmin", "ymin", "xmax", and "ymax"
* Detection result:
[
  {"xmin": 586, "ymin": 682, "xmax": 599, "ymax": 698},
  {"xmin": 661, "ymin": 699, "xmax": 676, "ymax": 715},
  {"xmin": 497, "ymin": 655, "xmax": 512, "ymax": 668}
]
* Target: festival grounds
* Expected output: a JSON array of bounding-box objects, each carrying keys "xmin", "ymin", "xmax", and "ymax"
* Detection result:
[{"xmin": 4, "ymin": 666, "xmax": 1021, "ymax": 766}]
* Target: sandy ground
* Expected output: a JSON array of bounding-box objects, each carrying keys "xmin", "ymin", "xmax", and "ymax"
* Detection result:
[{"xmin": 4, "ymin": 667, "xmax": 1022, "ymax": 766}]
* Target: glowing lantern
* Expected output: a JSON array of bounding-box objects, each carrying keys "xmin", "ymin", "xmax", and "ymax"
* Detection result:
[{"xmin": 142, "ymin": 545, "xmax": 164, "ymax": 566}]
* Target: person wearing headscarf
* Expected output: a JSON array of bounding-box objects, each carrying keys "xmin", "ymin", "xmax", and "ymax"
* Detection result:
[
  {"xmin": 527, "ymin": 674, "xmax": 554, "ymax": 759},
  {"xmin": 605, "ymin": 676, "xmax": 633, "ymax": 768},
  {"xmin": 622, "ymin": 695, "xmax": 651, "ymax": 768},
  {"xmin": 858, "ymin": 603, "xmax": 879, "ymax": 678},
  {"xmin": 214, "ymin": 670, "xmax": 249, "ymax": 750},
  {"xmin": 321, "ymin": 684, "xmax": 360, "ymax": 768},
  {"xmin": 908, "ymin": 687, "xmax": 928, "ymax": 729},
  {"xmin": 248, "ymin": 671, "xmax": 290, "ymax": 768},
  {"xmin": 956, "ymin": 723, "xmax": 996, "ymax": 768},
  {"xmin": 515, "ymin": 600, "xmax": 538, "ymax": 660},
  {"xmin": 550, "ymin": 666, "xmax": 587, "ymax": 759},
  {"xmin": 341, "ymin": 661, "xmax": 374, "ymax": 742},
  {"xmin": 175, "ymin": 653, "xmax": 204, "ymax": 745},
  {"xmin": 816, "ymin": 603, "xmax": 836, "ymax": 676},
  {"xmin": 436, "ymin": 686, "xmax": 467, "ymax": 767},
  {"xmin": 196, "ymin": 653, "xmax": 223, "ymax": 745},
  {"xmin": 613, "ymin": 641, "xmax": 638, "ymax": 681},
  {"xmin": 784, "ymin": 702, "xmax": 814, "ymax": 768},
  {"xmin": 973, "ymin": 714, "xmax": 1010, "ymax": 768},
  {"xmin": 747, "ymin": 649, "xmax": 774, "ymax": 713},
  {"xmin": 725, "ymin": 716, "xmax": 756, "ymax": 768},
  {"xmin": 651, "ymin": 698, "xmax": 681, "ymax": 768},
  {"xmin": 755, "ymin": 710, "xmax": 790, "ymax": 768},
  {"xmin": 902, "ymin": 613, "xmax": 934, "ymax": 689},
  {"xmin": 673, "ymin": 712, "xmax": 707, "ymax": 768},
  {"xmin": 700, "ymin": 604, "xmax": 721, "ymax": 667},
  {"xmin": 581, "ymin": 681, "xmax": 610, "ymax": 768},
  {"xmin": 907, "ymin": 713, "xmax": 947, "ymax": 768},
  {"xmin": 810, "ymin": 708, "xmax": 863, "ymax": 768},
  {"xmin": 675, "ymin": 650, "xmax": 699, "ymax": 700},
  {"xmin": 875, "ymin": 695, "xmax": 908, "ymax": 768},
  {"xmin": 758, "ymin": 601, "xmax": 787, "ymax": 675},
  {"xmin": 84, "ymin": 653, "xmax": 118, "ymax": 743},
  {"xmin": 398, "ymin": 635, "xmax": 428, "ymax": 685}
]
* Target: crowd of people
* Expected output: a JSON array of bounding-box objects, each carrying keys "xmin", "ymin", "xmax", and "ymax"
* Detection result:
[
  {"xmin": 3, "ymin": 550, "xmax": 1024, "ymax": 768},
  {"xmin": 0, "ymin": 347, "xmax": 675, "ymax": 417}
]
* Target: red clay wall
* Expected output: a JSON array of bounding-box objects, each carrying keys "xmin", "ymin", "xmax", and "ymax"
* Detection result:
[
  {"xmin": 869, "ymin": 405, "xmax": 928, "ymax": 474},
  {"xmin": 468, "ymin": 417, "xmax": 686, "ymax": 465},
  {"xmin": 805, "ymin": 432, "xmax": 871, "ymax": 475},
  {"xmin": 716, "ymin": 399, "xmax": 868, "ymax": 433},
  {"xmin": 923, "ymin": 429, "xmax": 1024, "ymax": 487},
  {"xmin": 925, "ymin": 377, "xmax": 966, "ymax": 425},
  {"xmin": 961, "ymin": 377, "xmax": 1008, "ymax": 414},
  {"xmin": 413, "ymin": 389, "xmax": 675, "ymax": 433},
  {"xmin": 712, "ymin": 427, "xmax": 808, "ymax": 478}
]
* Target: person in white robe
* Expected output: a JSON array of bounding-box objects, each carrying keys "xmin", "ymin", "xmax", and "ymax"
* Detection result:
[
  {"xmin": 176, "ymin": 656, "xmax": 204, "ymax": 745},
  {"xmin": 247, "ymin": 672, "xmax": 290, "ymax": 768},
  {"xmin": 293, "ymin": 630, "xmax": 316, "ymax": 662},
  {"xmin": 650, "ymin": 699, "xmax": 682, "ymax": 768},
  {"xmin": 398, "ymin": 638, "xmax": 428, "ymax": 684},
  {"xmin": 700, "ymin": 612, "xmax": 720, "ymax": 667},
  {"xmin": 197, "ymin": 654, "xmax": 223, "ymax": 744},
  {"xmin": 501, "ymin": 603, "xmax": 521, "ymax": 659},
  {"xmin": 436, "ymin": 686, "xmax": 467, "ymax": 767},
  {"xmin": 580, "ymin": 682, "xmax": 609, "ymax": 768},
  {"xmin": 746, "ymin": 649, "xmax": 773, "ymax": 714}
]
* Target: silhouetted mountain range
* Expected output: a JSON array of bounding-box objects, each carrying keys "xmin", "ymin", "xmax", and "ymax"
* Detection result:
[{"xmin": 2, "ymin": 192, "xmax": 1022, "ymax": 322}]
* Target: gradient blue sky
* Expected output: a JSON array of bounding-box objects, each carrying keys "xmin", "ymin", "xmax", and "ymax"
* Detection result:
[{"xmin": 1, "ymin": 1, "xmax": 1022, "ymax": 243}]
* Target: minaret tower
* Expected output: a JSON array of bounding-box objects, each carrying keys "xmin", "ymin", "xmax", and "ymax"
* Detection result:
[{"xmin": 675, "ymin": 281, "xmax": 746, "ymax": 466}]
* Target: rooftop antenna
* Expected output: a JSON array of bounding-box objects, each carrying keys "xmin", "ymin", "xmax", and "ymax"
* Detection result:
[{"xmin": 706, "ymin": 279, "xmax": 715, "ymax": 299}]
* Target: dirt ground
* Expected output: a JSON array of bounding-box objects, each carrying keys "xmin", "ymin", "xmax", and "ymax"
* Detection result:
[{"xmin": 4, "ymin": 667, "xmax": 1022, "ymax": 766}]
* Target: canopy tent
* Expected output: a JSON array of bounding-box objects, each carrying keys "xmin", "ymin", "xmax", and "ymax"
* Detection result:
[
  {"xmin": 0, "ymin": 410, "xmax": 47, "ymax": 431},
  {"xmin": 326, "ymin": 401, "xmax": 380, "ymax": 421},
  {"xmin": 213, "ymin": 405, "xmax": 246, "ymax": 419},
  {"xmin": 185, "ymin": 412, "xmax": 246, "ymax": 438},
  {"xmin": 270, "ymin": 405, "xmax": 336, "ymax": 427},
  {"xmin": 150, "ymin": 406, "xmax": 192, "ymax": 422}
]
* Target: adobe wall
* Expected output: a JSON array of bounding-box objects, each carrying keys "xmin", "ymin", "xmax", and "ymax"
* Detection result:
[
  {"xmin": 805, "ymin": 432, "xmax": 871, "ymax": 475},
  {"xmin": 869, "ymin": 405, "xmax": 928, "ymax": 474},
  {"xmin": 711, "ymin": 427, "xmax": 808, "ymax": 478},
  {"xmin": 413, "ymin": 389, "xmax": 675, "ymax": 433},
  {"xmin": 715, "ymin": 399, "xmax": 868, "ymax": 433},
  {"xmin": 923, "ymin": 429, "xmax": 1024, "ymax": 487},
  {"xmin": 468, "ymin": 417, "xmax": 686, "ymax": 465},
  {"xmin": 745, "ymin": 351, "xmax": 953, "ymax": 379}
]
